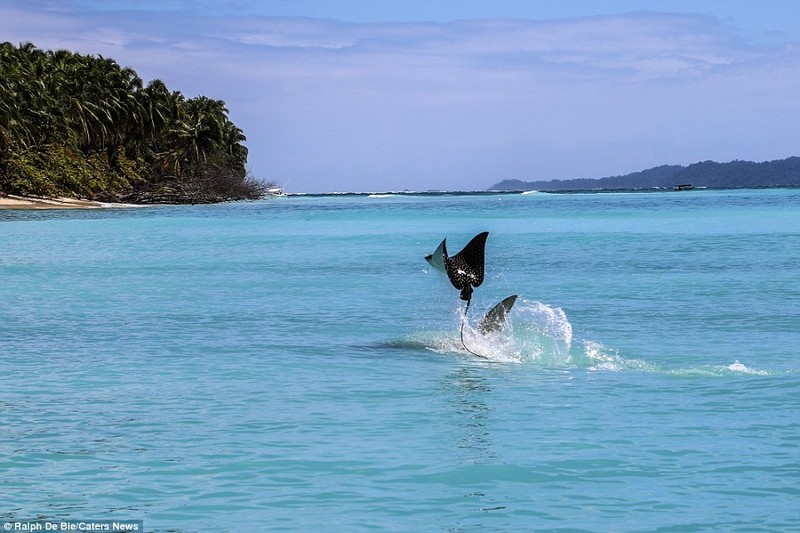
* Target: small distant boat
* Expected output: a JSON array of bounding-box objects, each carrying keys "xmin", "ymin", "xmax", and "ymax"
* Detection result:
[
  {"xmin": 673, "ymin": 184, "xmax": 695, "ymax": 191},
  {"xmin": 265, "ymin": 185, "xmax": 287, "ymax": 197}
]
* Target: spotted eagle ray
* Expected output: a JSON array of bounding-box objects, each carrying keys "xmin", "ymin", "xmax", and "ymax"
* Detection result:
[
  {"xmin": 425, "ymin": 231, "xmax": 517, "ymax": 357},
  {"xmin": 425, "ymin": 231, "xmax": 487, "ymax": 304}
]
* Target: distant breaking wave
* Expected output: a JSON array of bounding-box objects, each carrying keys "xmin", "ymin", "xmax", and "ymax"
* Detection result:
[
  {"xmin": 288, "ymin": 186, "xmax": 800, "ymax": 198},
  {"xmin": 289, "ymin": 190, "xmax": 522, "ymax": 198}
]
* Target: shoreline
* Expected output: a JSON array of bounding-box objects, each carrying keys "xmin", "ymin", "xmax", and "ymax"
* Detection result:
[{"xmin": 0, "ymin": 194, "xmax": 137, "ymax": 210}]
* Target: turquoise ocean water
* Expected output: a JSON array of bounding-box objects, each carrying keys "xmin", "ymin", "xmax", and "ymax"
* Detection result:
[{"xmin": 1, "ymin": 188, "xmax": 799, "ymax": 532}]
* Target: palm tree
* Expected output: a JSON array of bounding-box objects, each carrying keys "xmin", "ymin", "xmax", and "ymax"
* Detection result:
[
  {"xmin": 223, "ymin": 119, "xmax": 248, "ymax": 174},
  {"xmin": 0, "ymin": 42, "xmax": 46, "ymax": 151},
  {"xmin": 1, "ymin": 42, "xmax": 256, "ymax": 200}
]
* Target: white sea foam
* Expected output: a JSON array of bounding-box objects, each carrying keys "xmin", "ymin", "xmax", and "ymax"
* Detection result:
[
  {"xmin": 98, "ymin": 202, "xmax": 148, "ymax": 208},
  {"xmin": 726, "ymin": 360, "xmax": 770, "ymax": 375},
  {"xmin": 580, "ymin": 340, "xmax": 624, "ymax": 371},
  {"xmin": 576, "ymin": 340, "xmax": 654, "ymax": 372}
]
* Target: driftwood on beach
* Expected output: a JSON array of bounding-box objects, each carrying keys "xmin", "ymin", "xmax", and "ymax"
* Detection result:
[{"xmin": 96, "ymin": 171, "xmax": 270, "ymax": 205}]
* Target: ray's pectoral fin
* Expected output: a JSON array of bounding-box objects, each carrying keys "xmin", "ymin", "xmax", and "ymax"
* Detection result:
[
  {"xmin": 477, "ymin": 295, "xmax": 518, "ymax": 335},
  {"xmin": 424, "ymin": 238, "xmax": 448, "ymax": 273},
  {"xmin": 445, "ymin": 231, "xmax": 488, "ymax": 301}
]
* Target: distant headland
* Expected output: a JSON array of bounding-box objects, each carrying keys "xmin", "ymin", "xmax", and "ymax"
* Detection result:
[
  {"xmin": 0, "ymin": 42, "xmax": 269, "ymax": 205},
  {"xmin": 489, "ymin": 157, "xmax": 800, "ymax": 192}
]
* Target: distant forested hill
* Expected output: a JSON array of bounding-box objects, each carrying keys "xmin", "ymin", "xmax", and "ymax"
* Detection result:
[{"xmin": 490, "ymin": 157, "xmax": 800, "ymax": 191}]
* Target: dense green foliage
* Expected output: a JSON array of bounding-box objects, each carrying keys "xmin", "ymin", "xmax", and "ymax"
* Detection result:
[
  {"xmin": 491, "ymin": 157, "xmax": 800, "ymax": 191},
  {"xmin": 0, "ymin": 42, "xmax": 265, "ymax": 202}
]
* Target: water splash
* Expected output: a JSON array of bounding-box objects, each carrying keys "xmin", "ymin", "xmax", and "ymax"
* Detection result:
[
  {"xmin": 401, "ymin": 299, "xmax": 785, "ymax": 376},
  {"xmin": 424, "ymin": 298, "xmax": 577, "ymax": 364}
]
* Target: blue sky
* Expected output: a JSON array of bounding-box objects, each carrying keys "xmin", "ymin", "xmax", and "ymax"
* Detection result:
[{"xmin": 2, "ymin": 1, "xmax": 799, "ymax": 192}]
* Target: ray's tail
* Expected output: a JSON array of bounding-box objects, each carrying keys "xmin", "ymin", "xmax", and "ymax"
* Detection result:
[{"xmin": 459, "ymin": 297, "xmax": 487, "ymax": 359}]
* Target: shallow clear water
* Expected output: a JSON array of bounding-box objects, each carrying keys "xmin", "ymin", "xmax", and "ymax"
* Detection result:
[{"xmin": 1, "ymin": 189, "xmax": 799, "ymax": 531}]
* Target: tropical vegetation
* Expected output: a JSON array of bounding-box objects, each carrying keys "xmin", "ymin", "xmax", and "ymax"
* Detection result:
[{"xmin": 0, "ymin": 42, "xmax": 267, "ymax": 202}]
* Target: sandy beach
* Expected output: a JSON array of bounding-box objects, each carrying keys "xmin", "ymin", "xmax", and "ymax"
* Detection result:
[{"xmin": 0, "ymin": 194, "xmax": 108, "ymax": 209}]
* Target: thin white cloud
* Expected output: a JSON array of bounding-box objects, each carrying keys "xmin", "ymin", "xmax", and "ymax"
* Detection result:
[{"xmin": 3, "ymin": 8, "xmax": 788, "ymax": 87}]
